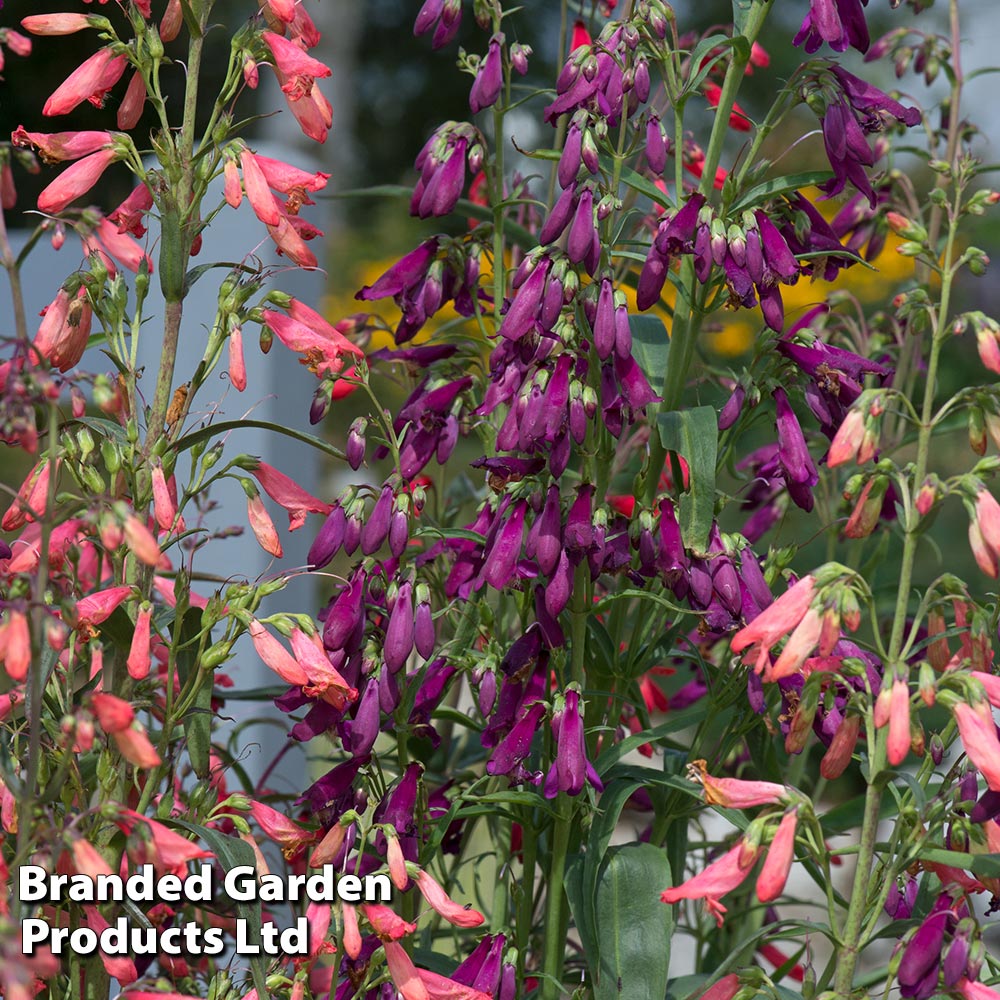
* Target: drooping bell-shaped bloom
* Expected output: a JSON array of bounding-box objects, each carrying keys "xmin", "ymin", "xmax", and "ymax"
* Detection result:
[
  {"xmin": 469, "ymin": 34, "xmax": 503, "ymax": 114},
  {"xmin": 661, "ymin": 840, "xmax": 760, "ymax": 926},
  {"xmin": 756, "ymin": 808, "xmax": 798, "ymax": 903},
  {"xmin": 21, "ymin": 13, "xmax": 96, "ymax": 35},
  {"xmin": 43, "ymin": 48, "xmax": 128, "ymax": 116},
  {"xmin": 730, "ymin": 575, "xmax": 817, "ymax": 676},
  {"xmin": 261, "ymin": 31, "xmax": 332, "ymax": 100},
  {"xmin": 11, "ymin": 126, "xmax": 113, "ymax": 164},
  {"xmin": 543, "ymin": 689, "xmax": 603, "ymax": 799},
  {"xmin": 248, "ymin": 618, "xmax": 309, "ymax": 686},
  {"xmin": 687, "ymin": 759, "xmax": 787, "ymax": 808},
  {"xmin": 37, "ymin": 147, "xmax": 121, "ymax": 215},
  {"xmin": 72, "ymin": 585, "xmax": 133, "ymax": 630},
  {"xmin": 794, "ymin": 0, "xmax": 870, "ymax": 54},
  {"xmin": 953, "ymin": 700, "xmax": 1000, "ymax": 791},
  {"xmin": 126, "ymin": 604, "xmax": 152, "ymax": 680},
  {"xmin": 247, "ymin": 492, "xmax": 282, "ymax": 557},
  {"xmin": 244, "ymin": 459, "xmax": 332, "ymax": 530},
  {"xmin": 415, "ymin": 869, "xmax": 485, "ymax": 927},
  {"xmin": 33, "ymin": 287, "xmax": 92, "ymax": 372},
  {"xmin": 774, "ymin": 389, "xmax": 819, "ymax": 512},
  {"xmin": 0, "ymin": 610, "xmax": 31, "ymax": 682}
]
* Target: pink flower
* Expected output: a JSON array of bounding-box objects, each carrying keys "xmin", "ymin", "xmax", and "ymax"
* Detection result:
[
  {"xmin": 310, "ymin": 822, "xmax": 348, "ymax": 868},
  {"xmin": 730, "ymin": 575, "xmax": 816, "ymax": 675},
  {"xmin": 756, "ymin": 808, "xmax": 798, "ymax": 903},
  {"xmin": 384, "ymin": 941, "xmax": 430, "ymax": 1000},
  {"xmin": 696, "ymin": 975, "xmax": 741, "ymax": 1000},
  {"xmin": 247, "ymin": 493, "xmax": 281, "ymax": 557},
  {"xmin": 0, "ymin": 610, "xmax": 31, "ymax": 682},
  {"xmin": 43, "ymin": 48, "xmax": 128, "ymax": 116},
  {"xmin": 386, "ymin": 834, "xmax": 409, "ymax": 890},
  {"xmin": 767, "ymin": 606, "xmax": 823, "ymax": 681},
  {"xmin": 109, "ymin": 183, "xmax": 154, "ymax": 237},
  {"xmin": 223, "ymin": 157, "xmax": 242, "ymax": 208},
  {"xmin": 342, "ymin": 902, "xmax": 362, "ymax": 958},
  {"xmin": 38, "ymin": 147, "xmax": 120, "ymax": 214},
  {"xmin": 248, "ymin": 618, "xmax": 309, "ymax": 686},
  {"xmin": 886, "ymin": 676, "xmax": 911, "ymax": 767},
  {"xmin": 123, "ymin": 514, "xmax": 161, "ymax": 566},
  {"xmin": 72, "ymin": 585, "xmax": 133, "ymax": 629},
  {"xmin": 262, "ymin": 304, "xmax": 362, "ymax": 386},
  {"xmin": 687, "ymin": 759, "xmax": 787, "ymax": 808},
  {"xmin": 827, "ymin": 408, "xmax": 865, "ymax": 467},
  {"xmin": 958, "ymin": 979, "xmax": 1000, "ymax": 1000},
  {"xmin": 83, "ymin": 906, "xmax": 138, "ymax": 984},
  {"xmin": 416, "ymin": 970, "xmax": 492, "ymax": 1000},
  {"xmin": 21, "ymin": 13, "xmax": 95, "ymax": 35},
  {"xmin": 250, "ymin": 800, "xmax": 316, "ymax": 860},
  {"xmin": 976, "ymin": 323, "xmax": 1000, "ymax": 375},
  {"xmin": 362, "ymin": 904, "xmax": 417, "ymax": 941},
  {"xmin": 262, "ymin": 31, "xmax": 332, "ymax": 101},
  {"xmin": 117, "ymin": 71, "xmax": 147, "ymax": 130},
  {"xmin": 127, "ymin": 604, "xmax": 152, "ymax": 680},
  {"xmin": 240, "ymin": 148, "xmax": 282, "ymax": 226},
  {"xmin": 229, "ymin": 325, "xmax": 247, "ymax": 391},
  {"xmin": 414, "ymin": 869, "xmax": 485, "ymax": 927},
  {"xmin": 273, "ymin": 70, "xmax": 332, "ymax": 143},
  {"xmin": 953, "ymin": 700, "xmax": 1000, "ymax": 791},
  {"xmin": 246, "ymin": 460, "xmax": 332, "ymax": 530},
  {"xmin": 661, "ymin": 841, "xmax": 759, "ymax": 926},
  {"xmin": 113, "ymin": 723, "xmax": 162, "ymax": 769},
  {"xmin": 2, "ymin": 458, "xmax": 56, "ymax": 530},
  {"xmin": 11, "ymin": 126, "xmax": 113, "ymax": 163},
  {"xmin": 290, "ymin": 628, "xmax": 357, "ymax": 709},
  {"xmin": 160, "ymin": 0, "xmax": 183, "ymax": 42},
  {"xmin": 33, "ymin": 287, "xmax": 92, "ymax": 372}
]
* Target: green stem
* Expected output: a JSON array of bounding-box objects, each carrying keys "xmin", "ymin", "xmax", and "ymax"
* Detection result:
[
  {"xmin": 541, "ymin": 795, "xmax": 573, "ymax": 1000},
  {"xmin": 0, "ymin": 202, "xmax": 28, "ymax": 343},
  {"xmin": 832, "ymin": 202, "xmax": 961, "ymax": 1000}
]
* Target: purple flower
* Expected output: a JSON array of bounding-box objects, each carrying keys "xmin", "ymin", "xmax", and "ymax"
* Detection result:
[
  {"xmin": 453, "ymin": 934, "xmax": 506, "ymax": 996},
  {"xmin": 793, "ymin": 0, "xmax": 870, "ymax": 54},
  {"xmin": 884, "ymin": 874, "xmax": 918, "ymax": 919},
  {"xmin": 543, "ymin": 689, "xmax": 603, "ymax": 798},
  {"xmin": 383, "ymin": 580, "xmax": 414, "ymax": 672},
  {"xmin": 486, "ymin": 701, "xmax": 546, "ymax": 781},
  {"xmin": 638, "ymin": 194, "xmax": 705, "ymax": 310},
  {"xmin": 414, "ymin": 0, "xmax": 462, "ymax": 49},
  {"xmin": 898, "ymin": 906, "xmax": 953, "ymax": 1000},
  {"xmin": 470, "ymin": 34, "xmax": 504, "ymax": 114},
  {"xmin": 774, "ymin": 389, "xmax": 819, "ymax": 510}
]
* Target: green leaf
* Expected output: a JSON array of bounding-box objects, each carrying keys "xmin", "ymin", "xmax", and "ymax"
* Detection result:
[
  {"xmin": 729, "ymin": 170, "xmax": 835, "ymax": 213},
  {"xmin": 170, "ymin": 821, "xmax": 268, "ymax": 997},
  {"xmin": 972, "ymin": 853, "xmax": 1000, "ymax": 878},
  {"xmin": 174, "ymin": 419, "xmax": 345, "ymax": 462},
  {"xmin": 173, "ymin": 606, "xmax": 211, "ymax": 780},
  {"xmin": 593, "ymin": 843, "xmax": 672, "ymax": 1000},
  {"xmin": 565, "ymin": 856, "xmax": 600, "ymax": 979},
  {"xmin": 629, "ymin": 315, "xmax": 670, "ymax": 393},
  {"xmin": 732, "ymin": 0, "xmax": 753, "ymax": 34},
  {"xmin": 619, "ymin": 166, "xmax": 673, "ymax": 211},
  {"xmin": 656, "ymin": 407, "xmax": 718, "ymax": 555}
]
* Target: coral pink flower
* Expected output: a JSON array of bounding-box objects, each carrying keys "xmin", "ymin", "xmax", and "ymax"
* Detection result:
[
  {"xmin": 43, "ymin": 48, "xmax": 128, "ymax": 116},
  {"xmin": 116, "ymin": 810, "xmax": 213, "ymax": 874},
  {"xmin": 247, "ymin": 618, "xmax": 309, "ymax": 686},
  {"xmin": 109, "ymin": 183, "xmax": 154, "ymax": 238},
  {"xmin": 969, "ymin": 521, "xmax": 997, "ymax": 578},
  {"xmin": 34, "ymin": 286, "xmax": 92, "ymax": 372},
  {"xmin": 240, "ymin": 148, "xmax": 281, "ymax": 226},
  {"xmin": 275, "ymin": 71, "xmax": 332, "ymax": 143},
  {"xmin": 72, "ymin": 585, "xmax": 133, "ymax": 629},
  {"xmin": 117, "ymin": 71, "xmax": 146, "ymax": 129},
  {"xmin": 11, "ymin": 126, "xmax": 113, "ymax": 163},
  {"xmin": 112, "ymin": 723, "xmax": 161, "ymax": 769},
  {"xmin": 21, "ymin": 13, "xmax": 95, "ymax": 35},
  {"xmin": 414, "ymin": 869, "xmax": 485, "ymax": 927},
  {"xmin": 2, "ymin": 458, "xmax": 56, "ymax": 530},
  {"xmin": 976, "ymin": 324, "xmax": 1000, "ymax": 375},
  {"xmin": 416, "ymin": 970, "xmax": 492, "ymax": 1000},
  {"xmin": 83, "ymin": 217, "xmax": 153, "ymax": 274},
  {"xmin": 696, "ymin": 975, "xmax": 741, "ymax": 1000},
  {"xmin": 255, "ymin": 154, "xmax": 329, "ymax": 201},
  {"xmin": 229, "ymin": 325, "xmax": 247, "ymax": 391},
  {"xmin": 123, "ymin": 514, "xmax": 161, "ymax": 566},
  {"xmin": 38, "ymin": 147, "xmax": 120, "ymax": 214},
  {"xmin": 266, "ymin": 213, "xmax": 319, "ymax": 267},
  {"xmin": 827, "ymin": 408, "xmax": 865, "ymax": 467},
  {"xmin": 223, "ymin": 157, "xmax": 242, "ymax": 208},
  {"xmin": 959, "ymin": 979, "xmax": 1000, "ymax": 1000},
  {"xmin": 386, "ymin": 834, "xmax": 409, "ymax": 890},
  {"xmin": 342, "ymin": 902, "xmax": 362, "ymax": 958},
  {"xmin": 384, "ymin": 941, "xmax": 430, "ymax": 1000},
  {"xmin": 756, "ymin": 808, "xmax": 798, "ymax": 903},
  {"xmin": 309, "ymin": 822, "xmax": 347, "ymax": 867},
  {"xmin": 250, "ymin": 800, "xmax": 316, "ymax": 860},
  {"xmin": 127, "ymin": 604, "xmax": 152, "ymax": 680},
  {"xmin": 731, "ymin": 575, "xmax": 816, "ymax": 676},
  {"xmin": 661, "ymin": 841, "xmax": 759, "ymax": 926},
  {"xmin": 362, "ymin": 904, "xmax": 417, "ymax": 941},
  {"xmin": 767, "ymin": 606, "xmax": 823, "ymax": 681},
  {"xmin": 885, "ymin": 677, "xmax": 911, "ymax": 766},
  {"xmin": 92, "ymin": 693, "xmax": 135, "ymax": 733},
  {"xmin": 687, "ymin": 759, "xmax": 787, "ymax": 808},
  {"xmin": 70, "ymin": 839, "xmax": 114, "ymax": 880},
  {"xmin": 976, "ymin": 488, "xmax": 1000, "ymax": 556},
  {"xmin": 953, "ymin": 700, "xmax": 1000, "ymax": 791},
  {"xmin": 0, "ymin": 610, "xmax": 31, "ymax": 682},
  {"xmin": 263, "ymin": 300, "xmax": 363, "ymax": 385},
  {"xmin": 262, "ymin": 31, "xmax": 332, "ymax": 100},
  {"xmin": 247, "ymin": 493, "xmax": 281, "ymax": 557},
  {"xmin": 290, "ymin": 628, "xmax": 357, "ymax": 709},
  {"xmin": 83, "ymin": 906, "xmax": 138, "ymax": 984},
  {"xmin": 151, "ymin": 464, "xmax": 181, "ymax": 532},
  {"xmin": 246, "ymin": 460, "xmax": 332, "ymax": 530}
]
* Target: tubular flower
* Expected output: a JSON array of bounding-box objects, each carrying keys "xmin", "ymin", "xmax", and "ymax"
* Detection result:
[
  {"xmin": 248, "ymin": 618, "xmax": 309, "ymax": 686},
  {"xmin": 2, "ymin": 459, "xmax": 56, "ymax": 530},
  {"xmin": 21, "ymin": 13, "xmax": 96, "ymax": 35},
  {"xmin": 687, "ymin": 759, "xmax": 787, "ymax": 808},
  {"xmin": 756, "ymin": 808, "xmax": 798, "ymax": 903},
  {"xmin": 43, "ymin": 48, "xmax": 128, "ymax": 116},
  {"xmin": 33, "ymin": 287, "xmax": 92, "ymax": 372},
  {"xmin": 37, "ymin": 148, "xmax": 121, "ymax": 215},
  {"xmin": 730, "ymin": 575, "xmax": 817, "ymax": 676},
  {"xmin": 243, "ymin": 459, "xmax": 333, "ymax": 530},
  {"xmin": 11, "ymin": 126, "xmax": 113, "ymax": 164},
  {"xmin": 415, "ymin": 870, "xmax": 486, "ymax": 927},
  {"xmin": 794, "ymin": 0, "xmax": 870, "ymax": 54},
  {"xmin": 953, "ymin": 700, "xmax": 1000, "ymax": 791},
  {"xmin": 661, "ymin": 841, "xmax": 760, "ymax": 926}
]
